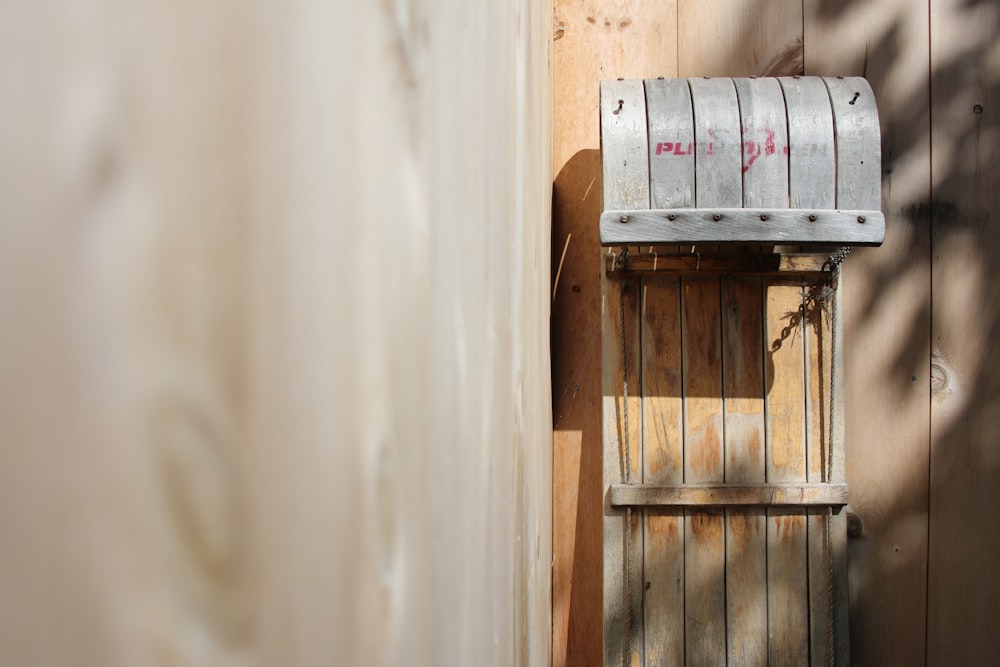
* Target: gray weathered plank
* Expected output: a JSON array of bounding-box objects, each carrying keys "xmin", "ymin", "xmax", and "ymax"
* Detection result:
[
  {"xmin": 600, "ymin": 208, "xmax": 884, "ymax": 245},
  {"xmin": 601, "ymin": 79, "xmax": 650, "ymax": 211},
  {"xmin": 646, "ymin": 78, "xmax": 695, "ymax": 209},
  {"xmin": 780, "ymin": 76, "xmax": 836, "ymax": 208},
  {"xmin": 690, "ymin": 77, "xmax": 742, "ymax": 208},
  {"xmin": 823, "ymin": 77, "xmax": 881, "ymax": 210},
  {"xmin": 735, "ymin": 77, "xmax": 789, "ymax": 207},
  {"xmin": 601, "ymin": 79, "xmax": 650, "ymax": 667}
]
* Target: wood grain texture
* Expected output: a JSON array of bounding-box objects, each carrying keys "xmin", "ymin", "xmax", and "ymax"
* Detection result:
[
  {"xmin": 805, "ymin": 3, "xmax": 932, "ymax": 664},
  {"xmin": 0, "ymin": 2, "xmax": 553, "ymax": 667},
  {"xmin": 602, "ymin": 272, "xmax": 644, "ymax": 667},
  {"xmin": 721, "ymin": 276, "xmax": 768, "ymax": 666},
  {"xmin": 552, "ymin": 6, "xmax": 678, "ymax": 665},
  {"xmin": 681, "ymin": 278, "xmax": 726, "ymax": 667},
  {"xmin": 646, "ymin": 78, "xmax": 695, "ymax": 209},
  {"xmin": 765, "ymin": 283, "xmax": 810, "ymax": 666},
  {"xmin": 600, "ymin": 208, "xmax": 885, "ymax": 245},
  {"xmin": 611, "ymin": 484, "xmax": 849, "ymax": 508},
  {"xmin": 677, "ymin": 0, "xmax": 804, "ymax": 77},
  {"xmin": 928, "ymin": 0, "xmax": 1000, "ymax": 662},
  {"xmin": 641, "ymin": 277, "xmax": 684, "ymax": 667}
]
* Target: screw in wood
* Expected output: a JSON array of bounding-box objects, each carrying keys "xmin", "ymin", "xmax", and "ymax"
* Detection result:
[
  {"xmin": 712, "ymin": 213, "xmax": 722, "ymax": 221},
  {"xmin": 759, "ymin": 213, "xmax": 768, "ymax": 221},
  {"xmin": 619, "ymin": 215, "xmax": 629, "ymax": 223},
  {"xmin": 667, "ymin": 213, "xmax": 676, "ymax": 221},
  {"xmin": 857, "ymin": 215, "xmax": 866, "ymax": 223},
  {"xmin": 808, "ymin": 214, "xmax": 818, "ymax": 222},
  {"xmin": 974, "ymin": 104, "xmax": 984, "ymax": 115}
]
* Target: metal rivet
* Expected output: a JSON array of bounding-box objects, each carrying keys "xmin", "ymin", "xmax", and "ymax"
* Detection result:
[
  {"xmin": 857, "ymin": 215, "xmax": 866, "ymax": 223},
  {"xmin": 667, "ymin": 214, "xmax": 676, "ymax": 221},
  {"xmin": 712, "ymin": 213, "xmax": 722, "ymax": 221},
  {"xmin": 974, "ymin": 104, "xmax": 984, "ymax": 115},
  {"xmin": 808, "ymin": 214, "xmax": 817, "ymax": 222},
  {"xmin": 760, "ymin": 213, "xmax": 768, "ymax": 221},
  {"xmin": 619, "ymin": 215, "xmax": 629, "ymax": 223}
]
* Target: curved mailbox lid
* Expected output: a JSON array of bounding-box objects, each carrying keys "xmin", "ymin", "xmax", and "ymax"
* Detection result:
[{"xmin": 599, "ymin": 76, "xmax": 884, "ymax": 247}]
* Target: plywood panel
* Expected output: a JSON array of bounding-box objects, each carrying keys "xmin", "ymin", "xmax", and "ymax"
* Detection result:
[
  {"xmin": 928, "ymin": 0, "xmax": 1000, "ymax": 662},
  {"xmin": 804, "ymin": 2, "xmax": 932, "ymax": 664},
  {"xmin": 553, "ymin": 4, "xmax": 678, "ymax": 665},
  {"xmin": 678, "ymin": 0, "xmax": 803, "ymax": 77}
]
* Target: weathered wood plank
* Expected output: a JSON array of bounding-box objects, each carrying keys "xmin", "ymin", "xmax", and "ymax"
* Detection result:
[
  {"xmin": 600, "ymin": 208, "xmax": 885, "ymax": 246},
  {"xmin": 611, "ymin": 484, "xmax": 849, "ymax": 507},
  {"xmin": 641, "ymin": 277, "xmax": 685, "ymax": 667},
  {"xmin": 646, "ymin": 78, "xmax": 695, "ymax": 209},
  {"xmin": 805, "ymin": 5, "xmax": 932, "ymax": 663},
  {"xmin": 780, "ymin": 76, "xmax": 837, "ymax": 209},
  {"xmin": 601, "ymin": 79, "xmax": 650, "ymax": 211},
  {"xmin": 681, "ymin": 277, "xmax": 726, "ymax": 667},
  {"xmin": 735, "ymin": 77, "xmax": 790, "ymax": 207},
  {"xmin": 678, "ymin": 0, "xmax": 804, "ymax": 78},
  {"xmin": 929, "ymin": 0, "xmax": 1000, "ymax": 662},
  {"xmin": 606, "ymin": 252, "xmax": 833, "ymax": 277},
  {"xmin": 602, "ymin": 272, "xmax": 644, "ymax": 667},
  {"xmin": 689, "ymin": 78, "xmax": 742, "ymax": 208},
  {"xmin": 721, "ymin": 276, "xmax": 768, "ymax": 666},
  {"xmin": 765, "ymin": 283, "xmax": 811, "ymax": 666},
  {"xmin": 824, "ymin": 77, "xmax": 881, "ymax": 211}
]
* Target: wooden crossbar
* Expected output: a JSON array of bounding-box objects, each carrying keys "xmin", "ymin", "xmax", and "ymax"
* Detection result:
[{"xmin": 609, "ymin": 483, "xmax": 849, "ymax": 508}]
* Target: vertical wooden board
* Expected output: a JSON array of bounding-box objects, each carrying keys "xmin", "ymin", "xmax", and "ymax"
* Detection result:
[
  {"xmin": 677, "ymin": 0, "xmax": 804, "ymax": 78},
  {"xmin": 553, "ymin": 6, "xmax": 680, "ymax": 665},
  {"xmin": 646, "ymin": 78, "xmax": 695, "ymax": 209},
  {"xmin": 805, "ymin": 5, "xmax": 932, "ymax": 664},
  {"xmin": 601, "ymin": 79, "xmax": 650, "ymax": 211},
  {"xmin": 734, "ymin": 77, "xmax": 790, "ymax": 207},
  {"xmin": 689, "ymin": 77, "xmax": 743, "ymax": 208},
  {"xmin": 765, "ymin": 283, "xmax": 810, "ymax": 666},
  {"xmin": 785, "ymin": 74, "xmax": 839, "ymax": 667},
  {"xmin": 721, "ymin": 277, "xmax": 767, "ymax": 666},
  {"xmin": 929, "ymin": 0, "xmax": 1000, "ymax": 662},
  {"xmin": 823, "ymin": 77, "xmax": 881, "ymax": 210},
  {"xmin": 780, "ymin": 77, "xmax": 836, "ymax": 208},
  {"xmin": 805, "ymin": 286, "xmax": 835, "ymax": 667},
  {"xmin": 681, "ymin": 278, "xmax": 725, "ymax": 666},
  {"xmin": 603, "ymin": 273, "xmax": 644, "ymax": 667},
  {"xmin": 641, "ymin": 277, "xmax": 684, "ymax": 667}
]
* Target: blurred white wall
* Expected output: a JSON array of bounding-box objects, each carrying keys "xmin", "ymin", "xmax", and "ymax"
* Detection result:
[{"xmin": 0, "ymin": 1, "xmax": 552, "ymax": 665}]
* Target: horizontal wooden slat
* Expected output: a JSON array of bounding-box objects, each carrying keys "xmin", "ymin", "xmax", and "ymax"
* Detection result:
[
  {"xmin": 600, "ymin": 208, "xmax": 884, "ymax": 246},
  {"xmin": 609, "ymin": 483, "xmax": 849, "ymax": 508},
  {"xmin": 605, "ymin": 252, "xmax": 833, "ymax": 277}
]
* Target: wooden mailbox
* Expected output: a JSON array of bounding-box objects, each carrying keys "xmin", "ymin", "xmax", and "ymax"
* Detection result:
[{"xmin": 600, "ymin": 77, "xmax": 882, "ymax": 667}]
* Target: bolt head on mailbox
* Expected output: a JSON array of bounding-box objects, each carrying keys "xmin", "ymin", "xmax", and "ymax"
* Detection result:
[{"xmin": 599, "ymin": 76, "xmax": 884, "ymax": 247}]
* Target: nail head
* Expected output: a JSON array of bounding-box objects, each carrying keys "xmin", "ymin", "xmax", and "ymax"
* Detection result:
[
  {"xmin": 712, "ymin": 213, "xmax": 722, "ymax": 221},
  {"xmin": 619, "ymin": 215, "xmax": 629, "ymax": 223}
]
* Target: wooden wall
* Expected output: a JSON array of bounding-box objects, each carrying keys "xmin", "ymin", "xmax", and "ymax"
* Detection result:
[
  {"xmin": 0, "ymin": 2, "xmax": 552, "ymax": 666},
  {"xmin": 552, "ymin": 1, "xmax": 1000, "ymax": 665}
]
